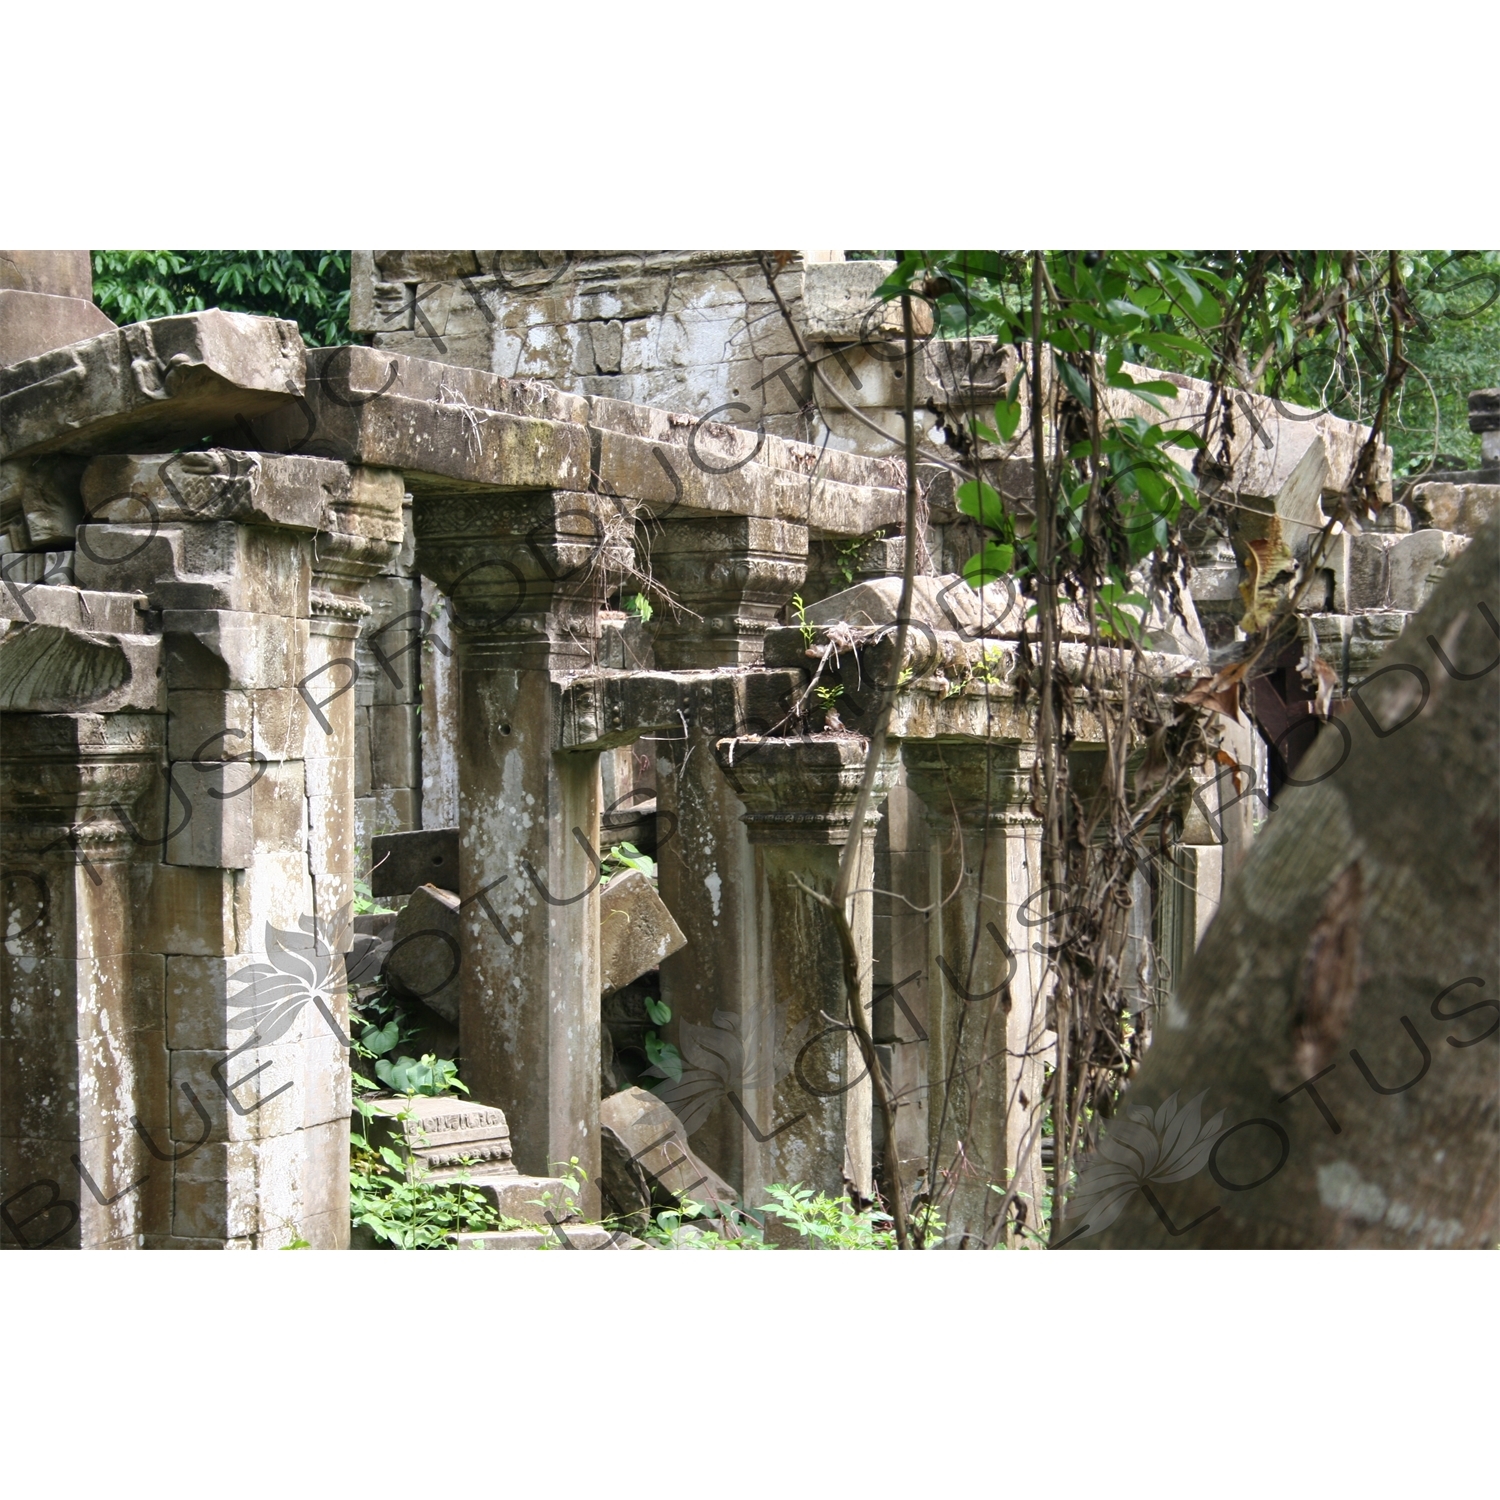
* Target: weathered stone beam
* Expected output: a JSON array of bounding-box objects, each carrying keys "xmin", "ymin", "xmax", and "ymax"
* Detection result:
[
  {"xmin": 0, "ymin": 619, "xmax": 162, "ymax": 714},
  {"xmin": 0, "ymin": 312, "xmax": 306, "ymax": 462},
  {"xmin": 555, "ymin": 667, "xmax": 804, "ymax": 751},
  {"xmin": 252, "ymin": 346, "xmax": 590, "ymax": 494}
]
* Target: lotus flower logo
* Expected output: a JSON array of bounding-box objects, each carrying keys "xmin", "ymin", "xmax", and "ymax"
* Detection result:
[
  {"xmin": 1060, "ymin": 1091, "xmax": 1226, "ymax": 1242},
  {"xmin": 227, "ymin": 907, "xmax": 357, "ymax": 1045}
]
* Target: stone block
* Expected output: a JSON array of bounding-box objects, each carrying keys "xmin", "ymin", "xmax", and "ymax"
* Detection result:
[
  {"xmin": 803, "ymin": 572, "xmax": 1037, "ymax": 637},
  {"xmin": 599, "ymin": 868, "xmax": 687, "ymax": 996},
  {"xmin": 599, "ymin": 1087, "xmax": 736, "ymax": 1211},
  {"xmin": 370, "ymin": 826, "xmax": 460, "ymax": 895},
  {"xmin": 232, "ymin": 851, "xmax": 315, "ymax": 947},
  {"xmin": 253, "ymin": 346, "xmax": 591, "ymax": 493},
  {"xmin": 1408, "ymin": 482, "xmax": 1500, "ymax": 539},
  {"xmin": 0, "ymin": 289, "xmax": 117, "ymax": 368},
  {"xmin": 369, "ymin": 702, "xmax": 418, "ymax": 787},
  {"xmin": 162, "ymin": 759, "xmax": 256, "ymax": 868},
  {"xmin": 161, "ymin": 610, "xmax": 308, "ymax": 691},
  {"xmin": 166, "ymin": 953, "xmax": 261, "ymax": 1049},
  {"xmin": 166, "ymin": 691, "xmax": 252, "ymax": 763},
  {"xmin": 81, "ymin": 450, "xmax": 346, "ymax": 533},
  {"xmin": 0, "ymin": 251, "xmax": 94, "ymax": 299},
  {"xmin": 0, "ymin": 581, "xmax": 145, "ymax": 632},
  {"xmin": 1386, "ymin": 529, "xmax": 1468, "ymax": 612},
  {"xmin": 0, "ymin": 310, "xmax": 306, "ymax": 462},
  {"xmin": 133, "ymin": 860, "xmax": 237, "ymax": 957},
  {"xmin": 73, "ymin": 519, "xmax": 311, "ymax": 615},
  {"xmin": 801, "ymin": 260, "xmax": 934, "ymax": 342},
  {"xmin": 360, "ymin": 1093, "xmax": 516, "ymax": 1177},
  {"xmin": 1329, "ymin": 531, "xmax": 1397, "ymax": 613},
  {"xmin": 385, "ymin": 883, "xmax": 462, "ymax": 1022}
]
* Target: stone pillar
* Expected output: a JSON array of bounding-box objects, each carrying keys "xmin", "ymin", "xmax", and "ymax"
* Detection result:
[
  {"xmin": 67, "ymin": 450, "xmax": 368, "ymax": 1247},
  {"xmin": 902, "ymin": 741, "xmax": 1047, "ymax": 1247},
  {"xmin": 869, "ymin": 777, "xmax": 931, "ymax": 1203},
  {"xmin": 1, "ymin": 713, "xmax": 165, "ymax": 1249},
  {"xmin": 416, "ymin": 490, "xmax": 629, "ymax": 1207},
  {"xmin": 0, "ymin": 251, "xmax": 116, "ymax": 368},
  {"xmin": 713, "ymin": 737, "xmax": 896, "ymax": 1205},
  {"xmin": 649, "ymin": 517, "xmax": 807, "ymax": 1188}
]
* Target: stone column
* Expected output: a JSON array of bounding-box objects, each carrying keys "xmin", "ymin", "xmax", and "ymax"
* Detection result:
[
  {"xmin": 902, "ymin": 741, "xmax": 1047, "ymax": 1247},
  {"xmin": 648, "ymin": 517, "xmax": 807, "ymax": 1188},
  {"xmin": 416, "ymin": 490, "xmax": 629, "ymax": 1208},
  {"xmin": 713, "ymin": 737, "xmax": 896, "ymax": 1206},
  {"xmin": 69, "ymin": 450, "xmax": 364, "ymax": 1247},
  {"xmin": 1, "ymin": 713, "xmax": 165, "ymax": 1249}
]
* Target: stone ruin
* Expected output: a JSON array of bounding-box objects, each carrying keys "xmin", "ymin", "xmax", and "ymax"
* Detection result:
[{"xmin": 2, "ymin": 249, "xmax": 1493, "ymax": 1248}]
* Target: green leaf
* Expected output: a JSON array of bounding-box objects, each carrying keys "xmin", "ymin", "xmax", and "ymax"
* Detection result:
[
  {"xmin": 962, "ymin": 542, "xmax": 1015, "ymax": 586},
  {"xmin": 993, "ymin": 397, "xmax": 1022, "ymax": 442},
  {"xmin": 645, "ymin": 997, "xmax": 671, "ymax": 1026},
  {"xmin": 644, "ymin": 1033, "xmax": 684, "ymax": 1082},
  {"xmin": 955, "ymin": 479, "xmax": 1006, "ymax": 532},
  {"xmin": 1055, "ymin": 360, "xmax": 1094, "ymax": 408}
]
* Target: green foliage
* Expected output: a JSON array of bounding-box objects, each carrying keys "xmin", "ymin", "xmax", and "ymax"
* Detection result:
[
  {"xmin": 790, "ymin": 592, "xmax": 815, "ymax": 648},
  {"xmin": 637, "ymin": 994, "xmax": 683, "ymax": 1083},
  {"xmin": 758, "ymin": 1184, "xmax": 943, "ymax": 1249},
  {"xmin": 349, "ymin": 1134, "xmax": 500, "ymax": 1249},
  {"xmin": 622, "ymin": 591, "xmax": 654, "ymax": 623},
  {"xmin": 639, "ymin": 1197, "xmax": 770, "ymax": 1249},
  {"xmin": 352, "ymin": 873, "xmax": 395, "ymax": 918},
  {"xmin": 374, "ymin": 1052, "xmax": 467, "ymax": 1096},
  {"xmin": 91, "ymin": 250, "xmax": 352, "ymax": 348},
  {"xmin": 600, "ymin": 841, "xmax": 657, "ymax": 886}
]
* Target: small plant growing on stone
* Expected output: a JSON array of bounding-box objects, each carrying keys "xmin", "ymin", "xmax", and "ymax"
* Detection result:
[
  {"xmin": 641, "ymin": 996, "xmax": 683, "ymax": 1082},
  {"xmin": 758, "ymin": 1184, "xmax": 944, "ymax": 1249},
  {"xmin": 623, "ymin": 591, "xmax": 654, "ymax": 623},
  {"xmin": 600, "ymin": 841, "xmax": 657, "ymax": 886},
  {"xmin": 791, "ymin": 592, "xmax": 815, "ymax": 647},
  {"xmin": 373, "ymin": 1052, "xmax": 467, "ymax": 1096}
]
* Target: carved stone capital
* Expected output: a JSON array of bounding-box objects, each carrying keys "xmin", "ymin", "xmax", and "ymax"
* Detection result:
[
  {"xmin": 713, "ymin": 735, "xmax": 898, "ymax": 845},
  {"xmin": 902, "ymin": 741, "xmax": 1038, "ymax": 829},
  {"xmin": 0, "ymin": 711, "xmax": 163, "ymax": 847},
  {"xmin": 415, "ymin": 489, "xmax": 632, "ymax": 666},
  {"xmin": 647, "ymin": 516, "xmax": 807, "ymax": 669}
]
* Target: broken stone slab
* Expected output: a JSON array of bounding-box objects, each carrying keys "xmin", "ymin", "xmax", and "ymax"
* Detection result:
[
  {"xmin": 0, "ymin": 251, "xmax": 95, "ymax": 299},
  {"xmin": 80, "ymin": 450, "xmax": 350, "ymax": 532},
  {"xmin": 0, "ymin": 289, "xmax": 117, "ymax": 368},
  {"xmin": 599, "ymin": 1086, "xmax": 736, "ymax": 1212},
  {"xmin": 253, "ymin": 345, "xmax": 591, "ymax": 494},
  {"xmin": 599, "ymin": 870, "xmax": 687, "ymax": 996},
  {"xmin": 370, "ymin": 825, "xmax": 460, "ymax": 896},
  {"xmin": 0, "ymin": 618, "xmax": 163, "ymax": 713},
  {"xmin": 1386, "ymin": 529, "xmax": 1468, "ymax": 613},
  {"xmin": 356, "ymin": 1094, "xmax": 578, "ymax": 1225},
  {"xmin": 1407, "ymin": 482, "xmax": 1500, "ymax": 539},
  {"xmin": 800, "ymin": 259, "xmax": 934, "ymax": 342},
  {"xmin": 0, "ymin": 310, "xmax": 306, "ymax": 462},
  {"xmin": 361, "ymin": 1093, "xmax": 517, "ymax": 1177},
  {"xmin": 384, "ymin": 882, "xmax": 462, "ymax": 1024},
  {"xmin": 801, "ymin": 572, "xmax": 1092, "ymax": 639}
]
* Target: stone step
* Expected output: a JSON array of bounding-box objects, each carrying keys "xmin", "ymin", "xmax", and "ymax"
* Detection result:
[
  {"xmin": 451, "ymin": 1225, "xmax": 649, "ymax": 1250},
  {"xmin": 456, "ymin": 1173, "xmax": 577, "ymax": 1225}
]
